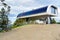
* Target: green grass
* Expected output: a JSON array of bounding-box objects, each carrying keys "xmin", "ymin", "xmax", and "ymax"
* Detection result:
[{"xmin": 12, "ymin": 24, "xmax": 28, "ymax": 29}]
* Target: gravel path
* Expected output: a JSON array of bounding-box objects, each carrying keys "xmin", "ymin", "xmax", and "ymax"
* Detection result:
[{"xmin": 0, "ymin": 24, "xmax": 60, "ymax": 40}]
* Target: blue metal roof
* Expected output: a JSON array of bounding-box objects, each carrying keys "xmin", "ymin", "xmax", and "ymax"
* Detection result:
[{"xmin": 17, "ymin": 6, "xmax": 48, "ymax": 17}]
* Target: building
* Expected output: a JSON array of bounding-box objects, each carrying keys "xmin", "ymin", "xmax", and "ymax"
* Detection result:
[{"xmin": 17, "ymin": 5, "xmax": 58, "ymax": 24}]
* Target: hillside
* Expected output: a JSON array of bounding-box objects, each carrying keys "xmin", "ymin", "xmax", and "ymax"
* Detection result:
[{"xmin": 0, "ymin": 24, "xmax": 60, "ymax": 40}]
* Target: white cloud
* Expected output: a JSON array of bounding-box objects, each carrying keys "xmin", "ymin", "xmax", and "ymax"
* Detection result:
[
  {"xmin": 9, "ymin": 17, "xmax": 16, "ymax": 24},
  {"xmin": 5, "ymin": 0, "xmax": 42, "ymax": 13}
]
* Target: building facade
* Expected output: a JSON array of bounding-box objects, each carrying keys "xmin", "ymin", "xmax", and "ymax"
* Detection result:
[{"xmin": 17, "ymin": 5, "xmax": 58, "ymax": 24}]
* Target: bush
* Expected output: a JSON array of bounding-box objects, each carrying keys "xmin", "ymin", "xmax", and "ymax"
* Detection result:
[
  {"xmin": 56, "ymin": 22, "xmax": 60, "ymax": 24},
  {"xmin": 51, "ymin": 18, "xmax": 56, "ymax": 24}
]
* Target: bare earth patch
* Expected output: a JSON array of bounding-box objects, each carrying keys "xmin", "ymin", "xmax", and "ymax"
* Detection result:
[{"xmin": 0, "ymin": 24, "xmax": 60, "ymax": 40}]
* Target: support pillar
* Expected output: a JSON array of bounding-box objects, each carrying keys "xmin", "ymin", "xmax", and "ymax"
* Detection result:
[{"xmin": 47, "ymin": 17, "xmax": 51, "ymax": 24}]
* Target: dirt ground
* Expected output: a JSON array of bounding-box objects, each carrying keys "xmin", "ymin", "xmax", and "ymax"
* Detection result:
[{"xmin": 0, "ymin": 24, "xmax": 60, "ymax": 40}]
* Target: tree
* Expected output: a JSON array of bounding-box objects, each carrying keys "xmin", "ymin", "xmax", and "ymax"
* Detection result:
[
  {"xmin": 0, "ymin": 0, "xmax": 10, "ymax": 31},
  {"xmin": 51, "ymin": 18, "xmax": 56, "ymax": 24},
  {"xmin": 13, "ymin": 18, "xmax": 26, "ymax": 28},
  {"xmin": 0, "ymin": 0, "xmax": 5, "ymax": 2}
]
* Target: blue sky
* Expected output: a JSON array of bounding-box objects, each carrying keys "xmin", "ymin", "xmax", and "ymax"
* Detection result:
[{"xmin": 5, "ymin": 0, "xmax": 60, "ymax": 24}]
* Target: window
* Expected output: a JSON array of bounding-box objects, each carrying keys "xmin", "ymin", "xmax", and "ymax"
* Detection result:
[{"xmin": 51, "ymin": 6, "xmax": 57, "ymax": 14}]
